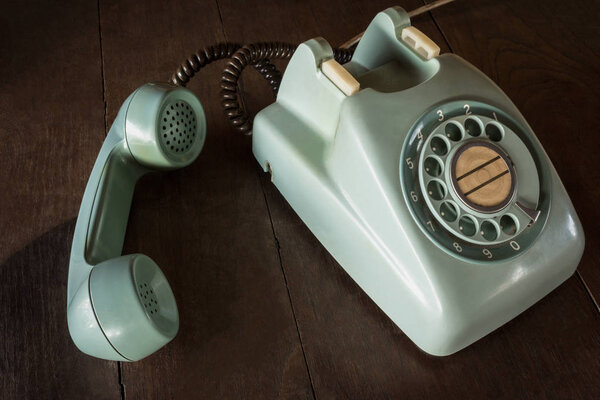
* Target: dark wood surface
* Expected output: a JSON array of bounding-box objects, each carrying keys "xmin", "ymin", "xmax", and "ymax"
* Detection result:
[{"xmin": 1, "ymin": 0, "xmax": 598, "ymax": 399}]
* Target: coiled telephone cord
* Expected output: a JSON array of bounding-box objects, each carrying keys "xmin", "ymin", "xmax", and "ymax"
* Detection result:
[{"xmin": 170, "ymin": 42, "xmax": 354, "ymax": 134}]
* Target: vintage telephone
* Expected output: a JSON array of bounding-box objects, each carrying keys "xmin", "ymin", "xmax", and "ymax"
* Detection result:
[{"xmin": 67, "ymin": 6, "xmax": 584, "ymax": 360}]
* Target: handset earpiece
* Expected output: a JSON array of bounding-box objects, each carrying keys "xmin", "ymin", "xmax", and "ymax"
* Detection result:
[
  {"xmin": 125, "ymin": 82, "xmax": 205, "ymax": 170},
  {"xmin": 67, "ymin": 83, "xmax": 206, "ymax": 361}
]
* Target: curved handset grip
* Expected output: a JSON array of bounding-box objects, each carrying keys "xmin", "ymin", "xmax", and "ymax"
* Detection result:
[
  {"xmin": 67, "ymin": 100, "xmax": 145, "ymax": 304},
  {"xmin": 67, "ymin": 106, "xmax": 161, "ymax": 362}
]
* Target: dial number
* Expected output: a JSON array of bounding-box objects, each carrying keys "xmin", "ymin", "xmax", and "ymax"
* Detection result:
[
  {"xmin": 453, "ymin": 242, "xmax": 462, "ymax": 253},
  {"xmin": 482, "ymin": 248, "xmax": 493, "ymax": 259},
  {"xmin": 410, "ymin": 191, "xmax": 418, "ymax": 202},
  {"xmin": 426, "ymin": 220, "xmax": 435, "ymax": 232}
]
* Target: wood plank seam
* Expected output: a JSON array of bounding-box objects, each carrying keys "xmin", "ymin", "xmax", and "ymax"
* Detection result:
[
  {"xmin": 214, "ymin": 0, "xmax": 229, "ymax": 45},
  {"xmin": 97, "ymin": 0, "xmax": 109, "ymax": 137},
  {"xmin": 576, "ymin": 271, "xmax": 600, "ymax": 315},
  {"xmin": 213, "ymin": 1, "xmax": 255, "ymax": 141},
  {"xmin": 256, "ymin": 169, "xmax": 318, "ymax": 400},
  {"xmin": 422, "ymin": 0, "xmax": 455, "ymax": 53},
  {"xmin": 97, "ymin": 1, "xmax": 124, "ymax": 399},
  {"xmin": 215, "ymin": 1, "xmax": 317, "ymax": 395},
  {"xmin": 117, "ymin": 362, "xmax": 125, "ymax": 400}
]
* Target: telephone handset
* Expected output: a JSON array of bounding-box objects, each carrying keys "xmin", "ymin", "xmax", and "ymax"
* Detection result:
[
  {"xmin": 67, "ymin": 83, "xmax": 206, "ymax": 361},
  {"xmin": 252, "ymin": 7, "xmax": 584, "ymax": 355},
  {"xmin": 68, "ymin": 6, "xmax": 584, "ymax": 361}
]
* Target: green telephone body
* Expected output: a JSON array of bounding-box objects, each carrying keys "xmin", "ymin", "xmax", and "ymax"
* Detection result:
[{"xmin": 252, "ymin": 7, "xmax": 585, "ymax": 355}]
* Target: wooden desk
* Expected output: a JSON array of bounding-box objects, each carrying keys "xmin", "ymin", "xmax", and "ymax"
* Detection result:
[{"xmin": 1, "ymin": 0, "xmax": 598, "ymax": 398}]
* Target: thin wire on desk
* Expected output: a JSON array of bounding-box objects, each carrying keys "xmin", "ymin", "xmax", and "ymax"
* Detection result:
[{"xmin": 340, "ymin": 0, "xmax": 457, "ymax": 49}]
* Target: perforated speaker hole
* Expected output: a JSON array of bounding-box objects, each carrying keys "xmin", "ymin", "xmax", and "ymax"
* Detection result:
[
  {"xmin": 160, "ymin": 100, "xmax": 197, "ymax": 154},
  {"xmin": 138, "ymin": 282, "xmax": 160, "ymax": 315}
]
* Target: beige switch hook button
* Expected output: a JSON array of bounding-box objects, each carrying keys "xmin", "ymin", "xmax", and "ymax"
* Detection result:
[
  {"xmin": 401, "ymin": 26, "xmax": 440, "ymax": 60},
  {"xmin": 322, "ymin": 59, "xmax": 360, "ymax": 96}
]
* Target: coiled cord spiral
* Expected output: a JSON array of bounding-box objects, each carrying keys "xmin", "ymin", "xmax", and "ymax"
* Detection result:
[
  {"xmin": 220, "ymin": 42, "xmax": 296, "ymax": 133},
  {"xmin": 171, "ymin": 41, "xmax": 354, "ymax": 134},
  {"xmin": 170, "ymin": 42, "xmax": 281, "ymax": 90}
]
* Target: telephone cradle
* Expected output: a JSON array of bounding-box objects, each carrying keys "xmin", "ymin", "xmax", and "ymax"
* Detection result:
[{"xmin": 252, "ymin": 7, "xmax": 584, "ymax": 356}]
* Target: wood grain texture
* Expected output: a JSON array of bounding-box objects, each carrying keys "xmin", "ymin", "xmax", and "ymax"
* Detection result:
[
  {"xmin": 0, "ymin": 1, "xmax": 120, "ymax": 398},
  {"xmin": 1, "ymin": 0, "xmax": 599, "ymax": 399},
  {"xmin": 98, "ymin": 1, "xmax": 312, "ymax": 398},
  {"xmin": 0, "ymin": 0, "xmax": 106, "ymax": 263},
  {"xmin": 252, "ymin": 194, "xmax": 600, "ymax": 399}
]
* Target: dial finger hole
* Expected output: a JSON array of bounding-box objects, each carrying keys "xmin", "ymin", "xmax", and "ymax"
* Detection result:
[
  {"xmin": 440, "ymin": 201, "xmax": 458, "ymax": 222},
  {"xmin": 445, "ymin": 122, "xmax": 463, "ymax": 141},
  {"xmin": 485, "ymin": 122, "xmax": 504, "ymax": 142},
  {"xmin": 427, "ymin": 180, "xmax": 446, "ymax": 201},
  {"xmin": 458, "ymin": 215, "xmax": 477, "ymax": 236},
  {"xmin": 464, "ymin": 118, "xmax": 482, "ymax": 136},
  {"xmin": 500, "ymin": 214, "xmax": 519, "ymax": 235},
  {"xmin": 424, "ymin": 156, "xmax": 443, "ymax": 177},
  {"xmin": 430, "ymin": 136, "xmax": 448, "ymax": 156},
  {"xmin": 480, "ymin": 220, "xmax": 499, "ymax": 241}
]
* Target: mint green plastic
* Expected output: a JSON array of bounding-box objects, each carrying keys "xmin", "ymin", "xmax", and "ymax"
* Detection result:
[
  {"xmin": 252, "ymin": 7, "xmax": 584, "ymax": 356},
  {"xmin": 67, "ymin": 83, "xmax": 206, "ymax": 361}
]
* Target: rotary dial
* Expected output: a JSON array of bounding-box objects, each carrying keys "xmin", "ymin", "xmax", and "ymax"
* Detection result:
[{"xmin": 401, "ymin": 100, "xmax": 549, "ymax": 261}]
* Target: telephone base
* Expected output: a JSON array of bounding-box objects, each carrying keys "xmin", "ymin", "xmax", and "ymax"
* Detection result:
[{"xmin": 252, "ymin": 7, "xmax": 584, "ymax": 355}]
